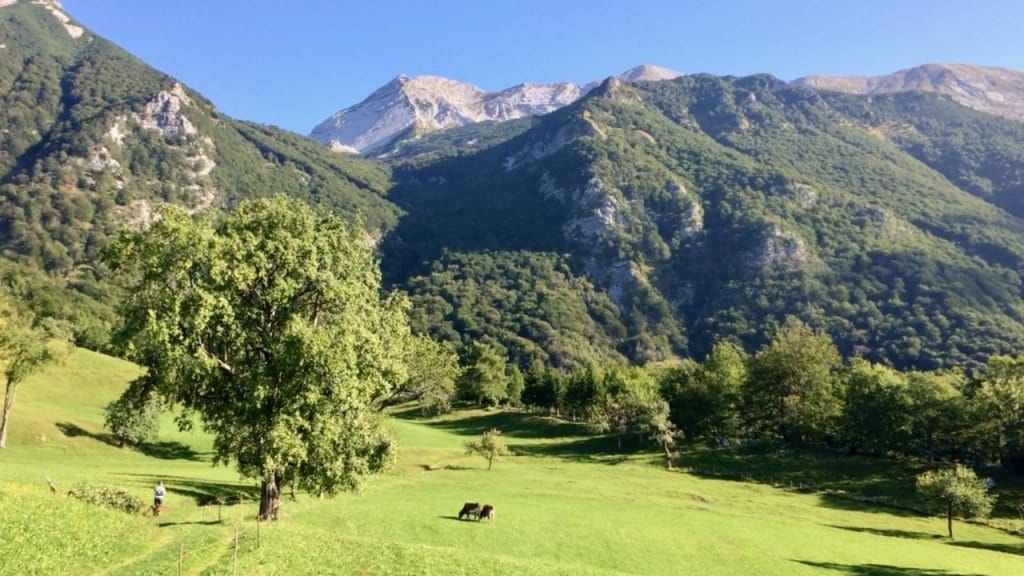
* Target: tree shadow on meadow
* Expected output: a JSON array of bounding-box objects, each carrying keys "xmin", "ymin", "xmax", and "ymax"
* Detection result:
[
  {"xmin": 947, "ymin": 540, "xmax": 1024, "ymax": 557},
  {"xmin": 55, "ymin": 421, "xmax": 120, "ymax": 447},
  {"xmin": 115, "ymin": 473, "xmax": 259, "ymax": 506},
  {"xmin": 404, "ymin": 410, "xmax": 593, "ymax": 440},
  {"xmin": 511, "ymin": 434, "xmax": 637, "ymax": 465},
  {"xmin": 55, "ymin": 421, "xmax": 206, "ymax": 462},
  {"xmin": 675, "ymin": 444, "xmax": 930, "ymax": 516},
  {"xmin": 793, "ymin": 560, "xmax": 983, "ymax": 576},
  {"xmin": 826, "ymin": 525, "xmax": 940, "ymax": 540},
  {"xmin": 136, "ymin": 441, "xmax": 205, "ymax": 462}
]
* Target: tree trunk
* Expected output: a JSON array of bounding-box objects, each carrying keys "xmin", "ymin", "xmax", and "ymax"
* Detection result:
[
  {"xmin": 0, "ymin": 379, "xmax": 16, "ymax": 449},
  {"xmin": 663, "ymin": 442, "xmax": 673, "ymax": 469},
  {"xmin": 947, "ymin": 501, "xmax": 953, "ymax": 539},
  {"xmin": 259, "ymin": 473, "xmax": 280, "ymax": 521},
  {"xmin": 487, "ymin": 456, "xmax": 493, "ymax": 471}
]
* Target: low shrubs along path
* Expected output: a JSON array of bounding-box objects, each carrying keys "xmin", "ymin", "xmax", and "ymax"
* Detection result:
[{"xmin": 0, "ymin": 349, "xmax": 1021, "ymax": 575}]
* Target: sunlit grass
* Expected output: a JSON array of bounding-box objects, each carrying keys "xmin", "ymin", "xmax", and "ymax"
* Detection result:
[{"xmin": 1, "ymin": 351, "xmax": 1021, "ymax": 575}]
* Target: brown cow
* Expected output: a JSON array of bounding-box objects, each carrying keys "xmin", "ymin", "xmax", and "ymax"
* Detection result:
[
  {"xmin": 458, "ymin": 502, "xmax": 482, "ymax": 520},
  {"xmin": 478, "ymin": 504, "xmax": 495, "ymax": 522}
]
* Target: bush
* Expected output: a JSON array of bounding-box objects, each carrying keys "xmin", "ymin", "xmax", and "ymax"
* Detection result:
[
  {"xmin": 67, "ymin": 482, "xmax": 147, "ymax": 515},
  {"xmin": 104, "ymin": 388, "xmax": 161, "ymax": 447}
]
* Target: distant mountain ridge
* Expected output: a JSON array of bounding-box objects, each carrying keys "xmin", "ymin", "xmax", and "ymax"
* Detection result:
[
  {"xmin": 792, "ymin": 63, "xmax": 1024, "ymax": 121},
  {"xmin": 310, "ymin": 65, "xmax": 682, "ymax": 153}
]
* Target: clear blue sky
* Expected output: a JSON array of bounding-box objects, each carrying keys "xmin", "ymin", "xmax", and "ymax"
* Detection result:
[{"xmin": 62, "ymin": 0, "xmax": 1024, "ymax": 134}]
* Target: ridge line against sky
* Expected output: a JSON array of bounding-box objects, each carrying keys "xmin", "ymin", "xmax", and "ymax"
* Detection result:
[{"xmin": 61, "ymin": 0, "xmax": 1024, "ymax": 135}]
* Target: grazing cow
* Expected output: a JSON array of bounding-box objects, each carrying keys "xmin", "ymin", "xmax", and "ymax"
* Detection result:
[
  {"xmin": 478, "ymin": 504, "xmax": 495, "ymax": 522},
  {"xmin": 458, "ymin": 502, "xmax": 482, "ymax": 520}
]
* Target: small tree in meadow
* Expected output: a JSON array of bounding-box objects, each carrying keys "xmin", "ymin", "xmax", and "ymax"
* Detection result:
[
  {"xmin": 466, "ymin": 428, "xmax": 509, "ymax": 470},
  {"xmin": 104, "ymin": 384, "xmax": 162, "ymax": 448},
  {"xmin": 915, "ymin": 464, "xmax": 995, "ymax": 538}
]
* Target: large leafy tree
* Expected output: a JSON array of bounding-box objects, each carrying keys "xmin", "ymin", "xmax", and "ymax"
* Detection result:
[
  {"xmin": 456, "ymin": 342, "xmax": 508, "ymax": 406},
  {"xmin": 108, "ymin": 198, "xmax": 410, "ymax": 520},
  {"xmin": 0, "ymin": 299, "xmax": 61, "ymax": 449},
  {"xmin": 840, "ymin": 359, "xmax": 913, "ymax": 456},
  {"xmin": 916, "ymin": 464, "xmax": 995, "ymax": 538},
  {"xmin": 744, "ymin": 317, "xmax": 841, "ymax": 444},
  {"xmin": 399, "ymin": 334, "xmax": 461, "ymax": 415},
  {"xmin": 967, "ymin": 355, "xmax": 1024, "ymax": 468}
]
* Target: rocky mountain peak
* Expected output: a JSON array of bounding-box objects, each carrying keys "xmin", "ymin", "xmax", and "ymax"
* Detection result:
[
  {"xmin": 791, "ymin": 62, "xmax": 1024, "ymax": 121},
  {"xmin": 618, "ymin": 64, "xmax": 683, "ymax": 83},
  {"xmin": 310, "ymin": 64, "xmax": 684, "ymax": 154},
  {"xmin": 1, "ymin": 0, "xmax": 84, "ymax": 38}
]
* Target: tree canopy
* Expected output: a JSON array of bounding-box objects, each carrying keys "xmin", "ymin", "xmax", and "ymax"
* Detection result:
[
  {"xmin": 108, "ymin": 197, "xmax": 411, "ymax": 519},
  {"xmin": 915, "ymin": 464, "xmax": 995, "ymax": 538}
]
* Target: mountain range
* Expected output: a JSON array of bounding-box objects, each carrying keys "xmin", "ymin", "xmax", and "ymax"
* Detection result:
[
  {"xmin": 5, "ymin": 0, "xmax": 1024, "ymax": 372},
  {"xmin": 309, "ymin": 65, "xmax": 683, "ymax": 153},
  {"xmin": 313, "ymin": 62, "xmax": 1024, "ymax": 155}
]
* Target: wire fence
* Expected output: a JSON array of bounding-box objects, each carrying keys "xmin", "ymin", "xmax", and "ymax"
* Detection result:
[{"xmin": 156, "ymin": 516, "xmax": 263, "ymax": 576}]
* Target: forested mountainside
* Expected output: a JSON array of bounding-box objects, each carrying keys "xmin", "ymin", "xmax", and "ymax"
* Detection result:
[
  {"xmin": 5, "ymin": 1, "xmax": 1024, "ymax": 372},
  {"xmin": 0, "ymin": 1, "xmax": 398, "ymax": 346},
  {"xmin": 382, "ymin": 75, "xmax": 1024, "ymax": 371}
]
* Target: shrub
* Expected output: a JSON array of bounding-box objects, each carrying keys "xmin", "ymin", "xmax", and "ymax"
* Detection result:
[
  {"xmin": 104, "ymin": 388, "xmax": 161, "ymax": 447},
  {"xmin": 67, "ymin": 482, "xmax": 147, "ymax": 515}
]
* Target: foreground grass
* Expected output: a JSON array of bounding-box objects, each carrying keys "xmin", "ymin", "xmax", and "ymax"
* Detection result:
[{"xmin": 1, "ymin": 350, "xmax": 1022, "ymax": 575}]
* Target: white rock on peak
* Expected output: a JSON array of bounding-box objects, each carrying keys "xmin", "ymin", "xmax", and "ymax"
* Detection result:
[
  {"xmin": 310, "ymin": 64, "xmax": 682, "ymax": 154},
  {"xmin": 30, "ymin": 0, "xmax": 83, "ymax": 38},
  {"xmin": 791, "ymin": 63, "xmax": 1024, "ymax": 122}
]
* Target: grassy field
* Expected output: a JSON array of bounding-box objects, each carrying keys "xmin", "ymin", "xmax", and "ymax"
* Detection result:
[{"xmin": 1, "ymin": 349, "xmax": 1022, "ymax": 575}]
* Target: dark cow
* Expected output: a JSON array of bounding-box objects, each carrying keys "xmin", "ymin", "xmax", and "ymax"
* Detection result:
[
  {"xmin": 458, "ymin": 502, "xmax": 482, "ymax": 520},
  {"xmin": 478, "ymin": 504, "xmax": 495, "ymax": 522}
]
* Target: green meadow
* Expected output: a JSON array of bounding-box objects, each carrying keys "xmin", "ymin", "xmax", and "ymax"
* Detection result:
[{"xmin": 1, "ymin": 349, "xmax": 1021, "ymax": 575}]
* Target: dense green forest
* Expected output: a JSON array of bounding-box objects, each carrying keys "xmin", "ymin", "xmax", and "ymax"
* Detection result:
[
  {"xmin": 382, "ymin": 76, "xmax": 1024, "ymax": 371},
  {"xmin": 5, "ymin": 0, "xmax": 1024, "ymax": 377},
  {"xmin": 0, "ymin": 2, "xmax": 398, "ymax": 347}
]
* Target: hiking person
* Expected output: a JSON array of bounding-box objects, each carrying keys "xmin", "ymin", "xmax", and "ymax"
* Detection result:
[{"xmin": 153, "ymin": 481, "xmax": 166, "ymax": 516}]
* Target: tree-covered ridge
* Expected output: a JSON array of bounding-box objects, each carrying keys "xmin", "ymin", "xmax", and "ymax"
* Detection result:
[
  {"xmin": 405, "ymin": 251, "xmax": 627, "ymax": 370},
  {"xmin": 0, "ymin": 2, "xmax": 400, "ymax": 346},
  {"xmin": 385, "ymin": 74, "xmax": 1024, "ymax": 370}
]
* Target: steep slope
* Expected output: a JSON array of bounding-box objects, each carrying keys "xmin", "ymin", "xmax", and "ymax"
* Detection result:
[
  {"xmin": 383, "ymin": 74, "xmax": 1024, "ymax": 370},
  {"xmin": 792, "ymin": 63, "xmax": 1024, "ymax": 121},
  {"xmin": 310, "ymin": 65, "xmax": 682, "ymax": 154},
  {"xmin": 0, "ymin": 0, "xmax": 399, "ymax": 346}
]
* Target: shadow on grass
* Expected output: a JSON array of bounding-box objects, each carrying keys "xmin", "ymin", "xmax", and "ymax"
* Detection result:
[
  {"xmin": 419, "ymin": 464, "xmax": 472, "ymax": 472},
  {"xmin": 410, "ymin": 410, "xmax": 593, "ymax": 440},
  {"xmin": 157, "ymin": 520, "xmax": 223, "ymax": 528},
  {"xmin": 676, "ymin": 444, "xmax": 931, "ymax": 515},
  {"xmin": 512, "ymin": 435, "xmax": 638, "ymax": 465},
  {"xmin": 55, "ymin": 421, "xmax": 205, "ymax": 462},
  {"xmin": 794, "ymin": 560, "xmax": 983, "ymax": 576},
  {"xmin": 117, "ymin": 473, "xmax": 259, "ymax": 506},
  {"xmin": 947, "ymin": 540, "xmax": 1024, "ymax": 556},
  {"xmin": 136, "ymin": 441, "xmax": 204, "ymax": 462},
  {"xmin": 827, "ymin": 525, "xmax": 940, "ymax": 540},
  {"xmin": 55, "ymin": 421, "xmax": 119, "ymax": 447}
]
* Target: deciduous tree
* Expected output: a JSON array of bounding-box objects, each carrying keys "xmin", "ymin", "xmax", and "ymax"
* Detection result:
[
  {"xmin": 107, "ymin": 198, "xmax": 410, "ymax": 520},
  {"xmin": 744, "ymin": 318, "xmax": 840, "ymax": 444},
  {"xmin": 0, "ymin": 300, "xmax": 62, "ymax": 449},
  {"xmin": 457, "ymin": 342, "xmax": 507, "ymax": 406},
  {"xmin": 916, "ymin": 464, "xmax": 995, "ymax": 538},
  {"xmin": 465, "ymin": 428, "xmax": 509, "ymax": 470}
]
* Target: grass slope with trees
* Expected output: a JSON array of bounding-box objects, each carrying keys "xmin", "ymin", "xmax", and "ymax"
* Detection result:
[{"xmin": 1, "ymin": 349, "xmax": 1022, "ymax": 575}]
